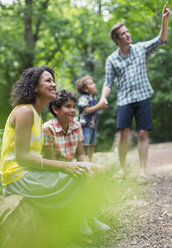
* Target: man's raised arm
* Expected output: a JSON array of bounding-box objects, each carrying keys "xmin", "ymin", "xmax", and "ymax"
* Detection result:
[{"xmin": 159, "ymin": 1, "xmax": 171, "ymax": 42}]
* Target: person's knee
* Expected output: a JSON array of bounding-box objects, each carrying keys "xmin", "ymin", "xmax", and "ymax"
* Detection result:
[
  {"xmin": 119, "ymin": 128, "xmax": 130, "ymax": 142},
  {"xmin": 137, "ymin": 130, "xmax": 148, "ymax": 141}
]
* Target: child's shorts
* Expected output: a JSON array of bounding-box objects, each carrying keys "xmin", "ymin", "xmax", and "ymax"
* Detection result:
[{"xmin": 82, "ymin": 127, "xmax": 96, "ymax": 146}]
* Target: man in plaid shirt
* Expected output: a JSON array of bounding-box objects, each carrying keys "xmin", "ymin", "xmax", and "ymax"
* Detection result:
[{"xmin": 100, "ymin": 2, "xmax": 171, "ymax": 181}]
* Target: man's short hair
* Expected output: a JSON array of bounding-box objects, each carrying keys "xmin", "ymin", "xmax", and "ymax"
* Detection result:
[{"xmin": 111, "ymin": 22, "xmax": 124, "ymax": 44}]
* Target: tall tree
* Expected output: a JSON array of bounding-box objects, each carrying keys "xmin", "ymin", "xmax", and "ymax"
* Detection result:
[
  {"xmin": 0, "ymin": 0, "xmax": 172, "ymax": 148},
  {"xmin": 0, "ymin": 0, "xmax": 51, "ymax": 127}
]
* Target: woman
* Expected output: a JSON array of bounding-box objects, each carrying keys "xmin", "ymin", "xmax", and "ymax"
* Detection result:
[{"xmin": 0, "ymin": 66, "xmax": 104, "ymax": 248}]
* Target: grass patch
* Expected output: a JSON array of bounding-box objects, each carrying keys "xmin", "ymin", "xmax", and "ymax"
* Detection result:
[{"xmin": 92, "ymin": 158, "xmax": 148, "ymax": 247}]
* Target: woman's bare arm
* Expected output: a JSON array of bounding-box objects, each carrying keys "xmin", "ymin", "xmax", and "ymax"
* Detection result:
[{"xmin": 12, "ymin": 106, "xmax": 89, "ymax": 177}]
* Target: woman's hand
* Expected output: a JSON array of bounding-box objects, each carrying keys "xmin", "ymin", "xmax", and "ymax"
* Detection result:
[{"xmin": 63, "ymin": 162, "xmax": 90, "ymax": 178}]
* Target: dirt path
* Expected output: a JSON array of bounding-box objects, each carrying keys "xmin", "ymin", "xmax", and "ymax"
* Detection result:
[
  {"xmin": 124, "ymin": 142, "xmax": 172, "ymax": 248},
  {"xmin": 93, "ymin": 142, "xmax": 172, "ymax": 248}
]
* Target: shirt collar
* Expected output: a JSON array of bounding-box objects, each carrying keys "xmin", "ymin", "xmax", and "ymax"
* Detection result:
[
  {"xmin": 117, "ymin": 44, "xmax": 132, "ymax": 59},
  {"xmin": 52, "ymin": 118, "xmax": 80, "ymax": 134}
]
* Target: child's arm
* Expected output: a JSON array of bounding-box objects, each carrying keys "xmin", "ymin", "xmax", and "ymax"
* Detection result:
[
  {"xmin": 76, "ymin": 141, "xmax": 87, "ymax": 161},
  {"xmin": 84, "ymin": 99, "xmax": 107, "ymax": 115}
]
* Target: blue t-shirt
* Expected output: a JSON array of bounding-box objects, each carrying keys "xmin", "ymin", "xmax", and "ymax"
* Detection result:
[{"xmin": 77, "ymin": 93, "xmax": 98, "ymax": 129}]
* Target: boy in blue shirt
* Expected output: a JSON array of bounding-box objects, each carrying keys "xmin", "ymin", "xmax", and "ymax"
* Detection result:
[{"xmin": 75, "ymin": 75, "xmax": 106, "ymax": 161}]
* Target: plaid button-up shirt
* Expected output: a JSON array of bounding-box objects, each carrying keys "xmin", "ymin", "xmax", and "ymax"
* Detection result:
[
  {"xmin": 43, "ymin": 118, "xmax": 84, "ymax": 161},
  {"xmin": 104, "ymin": 36, "xmax": 166, "ymax": 106}
]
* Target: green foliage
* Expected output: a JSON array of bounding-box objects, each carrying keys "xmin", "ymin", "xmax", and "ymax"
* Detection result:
[
  {"xmin": 0, "ymin": 0, "xmax": 172, "ymax": 149},
  {"xmin": 148, "ymin": 43, "xmax": 172, "ymax": 142},
  {"xmin": 0, "ymin": 129, "xmax": 3, "ymax": 153}
]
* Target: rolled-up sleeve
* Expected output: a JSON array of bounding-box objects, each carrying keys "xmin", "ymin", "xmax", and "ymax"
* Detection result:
[
  {"xmin": 104, "ymin": 58, "xmax": 116, "ymax": 88},
  {"xmin": 142, "ymin": 36, "xmax": 166, "ymax": 58}
]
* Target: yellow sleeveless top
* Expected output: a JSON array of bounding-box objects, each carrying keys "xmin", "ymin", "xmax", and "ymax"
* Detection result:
[{"xmin": 0, "ymin": 104, "xmax": 44, "ymax": 185}]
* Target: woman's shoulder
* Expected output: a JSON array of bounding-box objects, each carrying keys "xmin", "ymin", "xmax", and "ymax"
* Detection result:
[
  {"xmin": 11, "ymin": 104, "xmax": 34, "ymax": 120},
  {"xmin": 16, "ymin": 104, "xmax": 33, "ymax": 113},
  {"xmin": 9, "ymin": 104, "xmax": 34, "ymax": 128}
]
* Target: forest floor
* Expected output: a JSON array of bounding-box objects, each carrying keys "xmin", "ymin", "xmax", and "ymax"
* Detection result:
[
  {"xmin": 91, "ymin": 142, "xmax": 172, "ymax": 248},
  {"xmin": 0, "ymin": 142, "xmax": 172, "ymax": 248}
]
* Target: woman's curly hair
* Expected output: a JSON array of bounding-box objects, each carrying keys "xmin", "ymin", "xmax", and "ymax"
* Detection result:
[
  {"xmin": 10, "ymin": 65, "xmax": 55, "ymax": 108},
  {"xmin": 48, "ymin": 89, "xmax": 77, "ymax": 117}
]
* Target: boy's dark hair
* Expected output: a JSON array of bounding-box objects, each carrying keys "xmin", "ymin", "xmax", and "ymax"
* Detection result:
[
  {"xmin": 48, "ymin": 89, "xmax": 77, "ymax": 117},
  {"xmin": 111, "ymin": 22, "xmax": 124, "ymax": 44},
  {"xmin": 10, "ymin": 65, "xmax": 55, "ymax": 108},
  {"xmin": 75, "ymin": 75, "xmax": 93, "ymax": 94}
]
